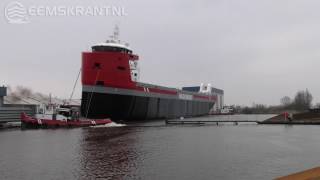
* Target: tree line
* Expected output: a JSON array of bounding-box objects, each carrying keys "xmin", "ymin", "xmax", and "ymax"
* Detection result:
[{"xmin": 232, "ymin": 89, "xmax": 316, "ymax": 114}]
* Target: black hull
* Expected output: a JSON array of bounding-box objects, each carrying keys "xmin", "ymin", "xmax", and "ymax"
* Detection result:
[{"xmin": 81, "ymin": 92, "xmax": 214, "ymax": 121}]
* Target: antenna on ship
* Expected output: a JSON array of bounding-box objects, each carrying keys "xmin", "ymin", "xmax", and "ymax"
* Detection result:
[{"xmin": 109, "ymin": 25, "xmax": 120, "ymax": 43}]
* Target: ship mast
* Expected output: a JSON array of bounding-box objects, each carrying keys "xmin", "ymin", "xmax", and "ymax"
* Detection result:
[
  {"xmin": 105, "ymin": 25, "xmax": 130, "ymax": 47},
  {"xmin": 109, "ymin": 25, "xmax": 120, "ymax": 43}
]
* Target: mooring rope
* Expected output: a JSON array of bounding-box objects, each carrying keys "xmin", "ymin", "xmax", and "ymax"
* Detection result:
[
  {"xmin": 85, "ymin": 69, "xmax": 101, "ymax": 118},
  {"xmin": 69, "ymin": 68, "xmax": 81, "ymax": 102}
]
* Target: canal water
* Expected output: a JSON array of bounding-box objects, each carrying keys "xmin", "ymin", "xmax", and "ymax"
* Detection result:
[{"xmin": 1, "ymin": 115, "xmax": 320, "ymax": 180}]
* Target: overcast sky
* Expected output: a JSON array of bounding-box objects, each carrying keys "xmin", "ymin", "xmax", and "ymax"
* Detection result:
[{"xmin": 1, "ymin": 0, "xmax": 320, "ymax": 106}]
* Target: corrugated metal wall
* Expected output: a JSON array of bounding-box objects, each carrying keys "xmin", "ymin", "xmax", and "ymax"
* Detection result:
[
  {"xmin": 0, "ymin": 104, "xmax": 37, "ymax": 123},
  {"xmin": 0, "ymin": 87, "xmax": 37, "ymax": 123}
]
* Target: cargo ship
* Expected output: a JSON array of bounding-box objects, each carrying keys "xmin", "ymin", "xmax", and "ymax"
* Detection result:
[{"xmin": 81, "ymin": 26, "xmax": 224, "ymax": 121}]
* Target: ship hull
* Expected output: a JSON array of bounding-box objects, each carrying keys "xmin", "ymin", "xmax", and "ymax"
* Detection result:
[
  {"xmin": 81, "ymin": 91, "xmax": 214, "ymax": 121},
  {"xmin": 81, "ymin": 45, "xmax": 220, "ymax": 121}
]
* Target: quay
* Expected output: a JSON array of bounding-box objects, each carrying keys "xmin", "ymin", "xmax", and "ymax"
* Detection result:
[
  {"xmin": 258, "ymin": 121, "xmax": 320, "ymax": 125},
  {"xmin": 259, "ymin": 112, "xmax": 320, "ymax": 125},
  {"xmin": 276, "ymin": 166, "xmax": 320, "ymax": 180},
  {"xmin": 166, "ymin": 119, "xmax": 259, "ymax": 125}
]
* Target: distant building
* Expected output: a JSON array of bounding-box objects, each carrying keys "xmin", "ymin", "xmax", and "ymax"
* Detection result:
[
  {"xmin": 182, "ymin": 84, "xmax": 224, "ymax": 112},
  {"xmin": 0, "ymin": 86, "xmax": 7, "ymax": 106},
  {"xmin": 0, "ymin": 86, "xmax": 37, "ymax": 123}
]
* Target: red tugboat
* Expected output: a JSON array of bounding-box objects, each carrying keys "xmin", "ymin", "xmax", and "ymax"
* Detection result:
[
  {"xmin": 81, "ymin": 26, "xmax": 224, "ymax": 121},
  {"xmin": 21, "ymin": 105, "xmax": 112, "ymax": 129}
]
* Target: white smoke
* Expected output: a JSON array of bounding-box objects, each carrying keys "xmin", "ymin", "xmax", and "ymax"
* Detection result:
[{"xmin": 5, "ymin": 86, "xmax": 69, "ymax": 105}]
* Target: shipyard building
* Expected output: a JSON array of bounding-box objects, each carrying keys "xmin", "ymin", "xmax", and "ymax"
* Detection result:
[{"xmin": 182, "ymin": 84, "xmax": 224, "ymax": 112}]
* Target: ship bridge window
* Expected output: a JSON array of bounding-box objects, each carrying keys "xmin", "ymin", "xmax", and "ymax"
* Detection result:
[{"xmin": 92, "ymin": 46, "xmax": 130, "ymax": 53}]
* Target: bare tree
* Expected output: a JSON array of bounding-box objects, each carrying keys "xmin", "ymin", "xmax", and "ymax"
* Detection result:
[
  {"xmin": 294, "ymin": 89, "xmax": 313, "ymax": 110},
  {"xmin": 280, "ymin": 96, "xmax": 291, "ymax": 106}
]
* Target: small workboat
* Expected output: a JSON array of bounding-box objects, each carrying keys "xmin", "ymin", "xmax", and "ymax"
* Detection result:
[{"xmin": 20, "ymin": 105, "xmax": 112, "ymax": 129}]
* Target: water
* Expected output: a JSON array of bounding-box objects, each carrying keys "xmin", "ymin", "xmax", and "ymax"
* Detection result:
[{"xmin": 1, "ymin": 115, "xmax": 320, "ymax": 180}]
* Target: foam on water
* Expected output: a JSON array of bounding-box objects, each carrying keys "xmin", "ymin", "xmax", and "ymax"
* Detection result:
[{"xmin": 90, "ymin": 122, "xmax": 126, "ymax": 128}]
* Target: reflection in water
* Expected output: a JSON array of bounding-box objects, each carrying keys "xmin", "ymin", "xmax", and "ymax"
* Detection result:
[
  {"xmin": 79, "ymin": 127, "xmax": 139, "ymax": 180},
  {"xmin": 3, "ymin": 115, "xmax": 320, "ymax": 179}
]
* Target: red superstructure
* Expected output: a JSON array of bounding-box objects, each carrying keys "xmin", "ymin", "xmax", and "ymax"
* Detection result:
[{"xmin": 82, "ymin": 52, "xmax": 138, "ymax": 89}]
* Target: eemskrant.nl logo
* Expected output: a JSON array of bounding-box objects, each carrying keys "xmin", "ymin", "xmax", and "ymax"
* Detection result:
[
  {"xmin": 4, "ymin": 1, "xmax": 127, "ymax": 24},
  {"xmin": 5, "ymin": 1, "xmax": 29, "ymax": 24}
]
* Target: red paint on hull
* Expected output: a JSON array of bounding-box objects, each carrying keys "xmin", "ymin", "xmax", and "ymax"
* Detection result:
[{"xmin": 146, "ymin": 88, "xmax": 177, "ymax": 95}]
